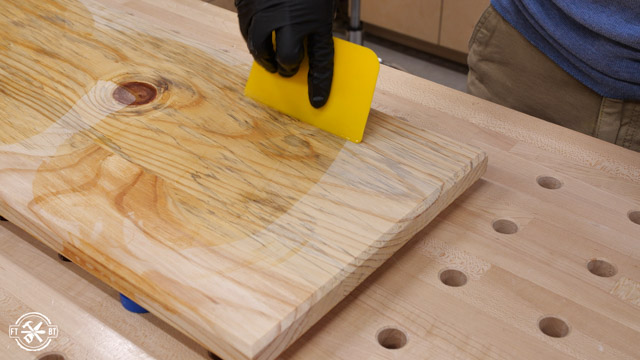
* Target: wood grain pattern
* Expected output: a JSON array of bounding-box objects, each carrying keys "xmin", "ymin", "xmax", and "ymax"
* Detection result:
[{"xmin": 0, "ymin": 1, "xmax": 486, "ymax": 359}]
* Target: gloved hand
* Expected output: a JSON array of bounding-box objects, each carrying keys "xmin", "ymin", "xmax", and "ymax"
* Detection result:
[{"xmin": 235, "ymin": 0, "xmax": 335, "ymax": 108}]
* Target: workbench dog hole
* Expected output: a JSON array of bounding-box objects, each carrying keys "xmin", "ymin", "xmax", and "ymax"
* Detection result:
[
  {"xmin": 538, "ymin": 316, "xmax": 570, "ymax": 338},
  {"xmin": 536, "ymin": 176, "xmax": 563, "ymax": 190},
  {"xmin": 113, "ymin": 81, "xmax": 157, "ymax": 106},
  {"xmin": 492, "ymin": 219, "xmax": 518, "ymax": 234},
  {"xmin": 207, "ymin": 351, "xmax": 222, "ymax": 360},
  {"xmin": 376, "ymin": 327, "xmax": 408, "ymax": 349},
  {"xmin": 57, "ymin": 253, "xmax": 72, "ymax": 263},
  {"xmin": 587, "ymin": 259, "xmax": 617, "ymax": 277},
  {"xmin": 629, "ymin": 210, "xmax": 640, "ymax": 225},
  {"xmin": 439, "ymin": 269, "xmax": 468, "ymax": 287},
  {"xmin": 36, "ymin": 352, "xmax": 66, "ymax": 360}
]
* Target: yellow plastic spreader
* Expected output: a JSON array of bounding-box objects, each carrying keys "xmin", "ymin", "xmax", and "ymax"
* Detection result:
[{"xmin": 244, "ymin": 37, "xmax": 380, "ymax": 143}]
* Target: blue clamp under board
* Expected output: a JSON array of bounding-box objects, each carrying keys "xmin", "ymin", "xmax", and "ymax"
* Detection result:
[{"xmin": 119, "ymin": 293, "xmax": 149, "ymax": 313}]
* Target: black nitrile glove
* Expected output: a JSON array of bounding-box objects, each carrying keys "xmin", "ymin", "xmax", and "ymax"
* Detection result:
[{"xmin": 235, "ymin": 0, "xmax": 335, "ymax": 108}]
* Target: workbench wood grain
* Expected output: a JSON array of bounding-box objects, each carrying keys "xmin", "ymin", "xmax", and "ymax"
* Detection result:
[{"xmin": 0, "ymin": 1, "xmax": 486, "ymax": 359}]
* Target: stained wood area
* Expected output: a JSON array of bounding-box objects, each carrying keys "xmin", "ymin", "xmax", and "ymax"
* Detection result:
[{"xmin": 0, "ymin": 1, "xmax": 486, "ymax": 359}]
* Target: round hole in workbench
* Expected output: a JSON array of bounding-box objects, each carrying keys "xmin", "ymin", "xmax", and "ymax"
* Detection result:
[
  {"xmin": 587, "ymin": 259, "xmax": 617, "ymax": 277},
  {"xmin": 628, "ymin": 210, "xmax": 640, "ymax": 225},
  {"xmin": 376, "ymin": 327, "xmax": 408, "ymax": 350},
  {"xmin": 492, "ymin": 219, "xmax": 518, "ymax": 234},
  {"xmin": 57, "ymin": 253, "xmax": 72, "ymax": 263},
  {"xmin": 36, "ymin": 353, "xmax": 66, "ymax": 360},
  {"xmin": 113, "ymin": 81, "xmax": 157, "ymax": 106},
  {"xmin": 536, "ymin": 176, "xmax": 563, "ymax": 190},
  {"xmin": 207, "ymin": 351, "xmax": 222, "ymax": 360},
  {"xmin": 439, "ymin": 269, "xmax": 468, "ymax": 287},
  {"xmin": 538, "ymin": 316, "xmax": 570, "ymax": 338}
]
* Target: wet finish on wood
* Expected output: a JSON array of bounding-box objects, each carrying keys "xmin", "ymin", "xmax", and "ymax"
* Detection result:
[{"xmin": 0, "ymin": 1, "xmax": 486, "ymax": 359}]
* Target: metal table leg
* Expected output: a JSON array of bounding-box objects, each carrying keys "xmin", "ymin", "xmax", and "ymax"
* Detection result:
[{"xmin": 348, "ymin": 0, "xmax": 363, "ymax": 45}]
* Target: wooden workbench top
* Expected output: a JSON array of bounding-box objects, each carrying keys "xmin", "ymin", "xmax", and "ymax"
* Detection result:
[{"xmin": 2, "ymin": 0, "xmax": 639, "ymax": 359}]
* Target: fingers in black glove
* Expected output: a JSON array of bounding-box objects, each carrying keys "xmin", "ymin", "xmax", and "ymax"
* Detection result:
[
  {"xmin": 235, "ymin": 0, "xmax": 335, "ymax": 108},
  {"xmin": 244, "ymin": 11, "xmax": 279, "ymax": 73},
  {"xmin": 307, "ymin": 30, "xmax": 334, "ymax": 108},
  {"xmin": 275, "ymin": 26, "xmax": 305, "ymax": 77}
]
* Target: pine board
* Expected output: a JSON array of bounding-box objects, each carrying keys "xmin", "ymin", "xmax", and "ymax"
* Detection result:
[{"xmin": 0, "ymin": 1, "xmax": 486, "ymax": 359}]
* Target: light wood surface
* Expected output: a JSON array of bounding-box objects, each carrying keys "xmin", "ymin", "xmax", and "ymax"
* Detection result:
[
  {"xmin": 0, "ymin": 222, "xmax": 210, "ymax": 360},
  {"xmin": 0, "ymin": 1, "xmax": 485, "ymax": 359},
  {"xmin": 2, "ymin": 1, "xmax": 640, "ymax": 360},
  {"xmin": 440, "ymin": 0, "xmax": 490, "ymax": 53}
]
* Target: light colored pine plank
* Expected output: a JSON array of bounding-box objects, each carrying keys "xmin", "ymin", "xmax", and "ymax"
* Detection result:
[{"xmin": 0, "ymin": 1, "xmax": 486, "ymax": 359}]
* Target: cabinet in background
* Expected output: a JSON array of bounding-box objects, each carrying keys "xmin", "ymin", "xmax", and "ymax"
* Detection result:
[
  {"xmin": 440, "ymin": 0, "xmax": 490, "ymax": 53},
  {"xmin": 360, "ymin": 0, "xmax": 491, "ymax": 63},
  {"xmin": 360, "ymin": 0, "xmax": 441, "ymax": 44},
  {"xmin": 204, "ymin": 0, "xmax": 490, "ymax": 64}
]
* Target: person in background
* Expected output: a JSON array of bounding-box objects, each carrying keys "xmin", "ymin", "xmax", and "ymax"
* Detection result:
[
  {"xmin": 234, "ymin": 0, "xmax": 335, "ymax": 109},
  {"xmin": 467, "ymin": 1, "xmax": 640, "ymax": 152}
]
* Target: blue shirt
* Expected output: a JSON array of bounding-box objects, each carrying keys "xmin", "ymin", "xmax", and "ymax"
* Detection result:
[{"xmin": 492, "ymin": 0, "xmax": 640, "ymax": 100}]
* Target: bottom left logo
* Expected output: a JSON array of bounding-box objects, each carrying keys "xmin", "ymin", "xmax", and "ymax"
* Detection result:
[{"xmin": 9, "ymin": 312, "xmax": 59, "ymax": 351}]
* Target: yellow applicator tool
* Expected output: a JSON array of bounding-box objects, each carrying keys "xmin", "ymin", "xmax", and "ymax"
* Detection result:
[{"xmin": 244, "ymin": 37, "xmax": 380, "ymax": 143}]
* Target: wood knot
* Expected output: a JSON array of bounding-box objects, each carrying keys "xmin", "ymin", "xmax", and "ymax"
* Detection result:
[{"xmin": 113, "ymin": 81, "xmax": 157, "ymax": 106}]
